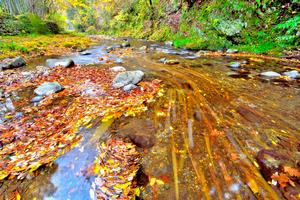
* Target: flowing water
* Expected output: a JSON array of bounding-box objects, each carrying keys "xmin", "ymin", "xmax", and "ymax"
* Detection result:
[{"xmin": 0, "ymin": 38, "xmax": 299, "ymax": 200}]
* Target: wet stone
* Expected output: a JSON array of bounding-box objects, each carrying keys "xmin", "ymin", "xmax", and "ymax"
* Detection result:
[
  {"xmin": 283, "ymin": 70, "xmax": 300, "ymax": 79},
  {"xmin": 228, "ymin": 61, "xmax": 241, "ymax": 68},
  {"xmin": 164, "ymin": 59, "xmax": 180, "ymax": 65},
  {"xmin": 80, "ymin": 50, "xmax": 92, "ymax": 55},
  {"xmin": 112, "ymin": 70, "xmax": 144, "ymax": 89},
  {"xmin": 31, "ymin": 96, "xmax": 44, "ymax": 103},
  {"xmin": 54, "ymin": 59, "xmax": 75, "ymax": 68},
  {"xmin": 260, "ymin": 71, "xmax": 281, "ymax": 79},
  {"xmin": 34, "ymin": 82, "xmax": 63, "ymax": 96},
  {"xmin": 110, "ymin": 66, "xmax": 126, "ymax": 72},
  {"xmin": 226, "ymin": 49, "xmax": 238, "ymax": 54},
  {"xmin": 123, "ymin": 84, "xmax": 137, "ymax": 92},
  {"xmin": 121, "ymin": 42, "xmax": 130, "ymax": 48},
  {"xmin": 256, "ymin": 149, "xmax": 292, "ymax": 180},
  {"xmin": 0, "ymin": 56, "xmax": 26, "ymax": 70}
]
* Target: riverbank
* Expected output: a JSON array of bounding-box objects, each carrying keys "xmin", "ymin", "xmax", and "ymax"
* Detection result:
[{"xmin": 0, "ymin": 34, "xmax": 96, "ymax": 60}]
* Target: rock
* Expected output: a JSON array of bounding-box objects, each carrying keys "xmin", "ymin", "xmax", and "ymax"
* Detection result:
[
  {"xmin": 31, "ymin": 96, "xmax": 44, "ymax": 103},
  {"xmin": 227, "ymin": 71, "xmax": 249, "ymax": 79},
  {"xmin": 283, "ymin": 70, "xmax": 300, "ymax": 79},
  {"xmin": 117, "ymin": 119, "xmax": 156, "ymax": 148},
  {"xmin": 115, "ymin": 58, "xmax": 123, "ymax": 64},
  {"xmin": 5, "ymin": 97, "xmax": 15, "ymax": 111},
  {"xmin": 260, "ymin": 71, "xmax": 281, "ymax": 79},
  {"xmin": 256, "ymin": 149, "xmax": 290, "ymax": 180},
  {"xmin": 139, "ymin": 46, "xmax": 148, "ymax": 51},
  {"xmin": 107, "ymin": 44, "xmax": 122, "ymax": 52},
  {"xmin": 112, "ymin": 44, "xmax": 122, "ymax": 49},
  {"xmin": 106, "ymin": 46, "xmax": 114, "ymax": 52},
  {"xmin": 0, "ymin": 89, "xmax": 3, "ymax": 98},
  {"xmin": 121, "ymin": 42, "xmax": 130, "ymax": 48},
  {"xmin": 123, "ymin": 84, "xmax": 137, "ymax": 92},
  {"xmin": 165, "ymin": 59, "xmax": 180, "ymax": 65},
  {"xmin": 159, "ymin": 58, "xmax": 167, "ymax": 63},
  {"xmin": 15, "ymin": 112, "xmax": 23, "ymax": 119},
  {"xmin": 228, "ymin": 62, "xmax": 241, "ymax": 68},
  {"xmin": 226, "ymin": 49, "xmax": 238, "ymax": 54},
  {"xmin": 34, "ymin": 82, "xmax": 63, "ymax": 96},
  {"xmin": 54, "ymin": 59, "xmax": 75, "ymax": 68},
  {"xmin": 82, "ymin": 86, "xmax": 105, "ymax": 97},
  {"xmin": 183, "ymin": 55, "xmax": 200, "ymax": 60},
  {"xmin": 0, "ymin": 56, "xmax": 26, "ymax": 70},
  {"xmin": 165, "ymin": 41, "xmax": 173, "ymax": 47},
  {"xmin": 128, "ymin": 133, "xmax": 155, "ymax": 148},
  {"xmin": 80, "ymin": 50, "xmax": 92, "ymax": 55},
  {"xmin": 110, "ymin": 66, "xmax": 126, "ymax": 72},
  {"xmin": 112, "ymin": 70, "xmax": 144, "ymax": 89},
  {"xmin": 150, "ymin": 44, "xmax": 160, "ymax": 48}
]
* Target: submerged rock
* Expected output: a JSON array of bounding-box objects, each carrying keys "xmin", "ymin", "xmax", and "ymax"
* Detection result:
[
  {"xmin": 112, "ymin": 70, "xmax": 144, "ymax": 89},
  {"xmin": 34, "ymin": 82, "xmax": 63, "ymax": 96},
  {"xmin": 260, "ymin": 71, "xmax": 281, "ymax": 79},
  {"xmin": 0, "ymin": 56, "xmax": 26, "ymax": 70}
]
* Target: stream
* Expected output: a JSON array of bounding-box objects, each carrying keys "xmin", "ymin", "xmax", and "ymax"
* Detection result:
[{"xmin": 0, "ymin": 37, "xmax": 300, "ymax": 200}]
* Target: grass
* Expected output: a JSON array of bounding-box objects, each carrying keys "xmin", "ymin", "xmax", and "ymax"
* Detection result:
[{"xmin": 0, "ymin": 33, "xmax": 95, "ymax": 60}]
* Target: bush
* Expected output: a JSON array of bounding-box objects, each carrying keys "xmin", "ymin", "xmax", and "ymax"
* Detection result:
[
  {"xmin": 0, "ymin": 10, "xmax": 64, "ymax": 35},
  {"xmin": 46, "ymin": 21, "xmax": 60, "ymax": 34},
  {"xmin": 86, "ymin": 26, "xmax": 97, "ymax": 34}
]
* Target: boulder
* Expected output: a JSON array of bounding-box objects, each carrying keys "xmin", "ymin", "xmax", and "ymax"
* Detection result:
[
  {"xmin": 54, "ymin": 59, "xmax": 75, "ymax": 68},
  {"xmin": 112, "ymin": 70, "xmax": 144, "ymax": 89},
  {"xmin": 260, "ymin": 71, "xmax": 281, "ymax": 79},
  {"xmin": 110, "ymin": 66, "xmax": 126, "ymax": 72},
  {"xmin": 34, "ymin": 82, "xmax": 63, "ymax": 96},
  {"xmin": 0, "ymin": 56, "xmax": 26, "ymax": 70}
]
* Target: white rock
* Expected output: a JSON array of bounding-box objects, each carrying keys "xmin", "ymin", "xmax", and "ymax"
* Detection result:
[
  {"xmin": 260, "ymin": 71, "xmax": 281, "ymax": 78},
  {"xmin": 110, "ymin": 66, "xmax": 126, "ymax": 72}
]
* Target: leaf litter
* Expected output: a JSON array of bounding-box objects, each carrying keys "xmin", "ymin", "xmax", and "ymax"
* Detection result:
[{"xmin": 0, "ymin": 65, "xmax": 162, "ymax": 181}]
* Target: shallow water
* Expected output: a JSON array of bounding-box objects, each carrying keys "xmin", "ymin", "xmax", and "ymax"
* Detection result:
[{"xmin": 1, "ymin": 38, "xmax": 299, "ymax": 199}]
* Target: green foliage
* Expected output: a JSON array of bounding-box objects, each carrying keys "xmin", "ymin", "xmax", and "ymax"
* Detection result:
[
  {"xmin": 0, "ymin": 10, "xmax": 64, "ymax": 35},
  {"xmin": 274, "ymin": 16, "xmax": 300, "ymax": 45},
  {"xmin": 0, "ymin": 41, "xmax": 28, "ymax": 53}
]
